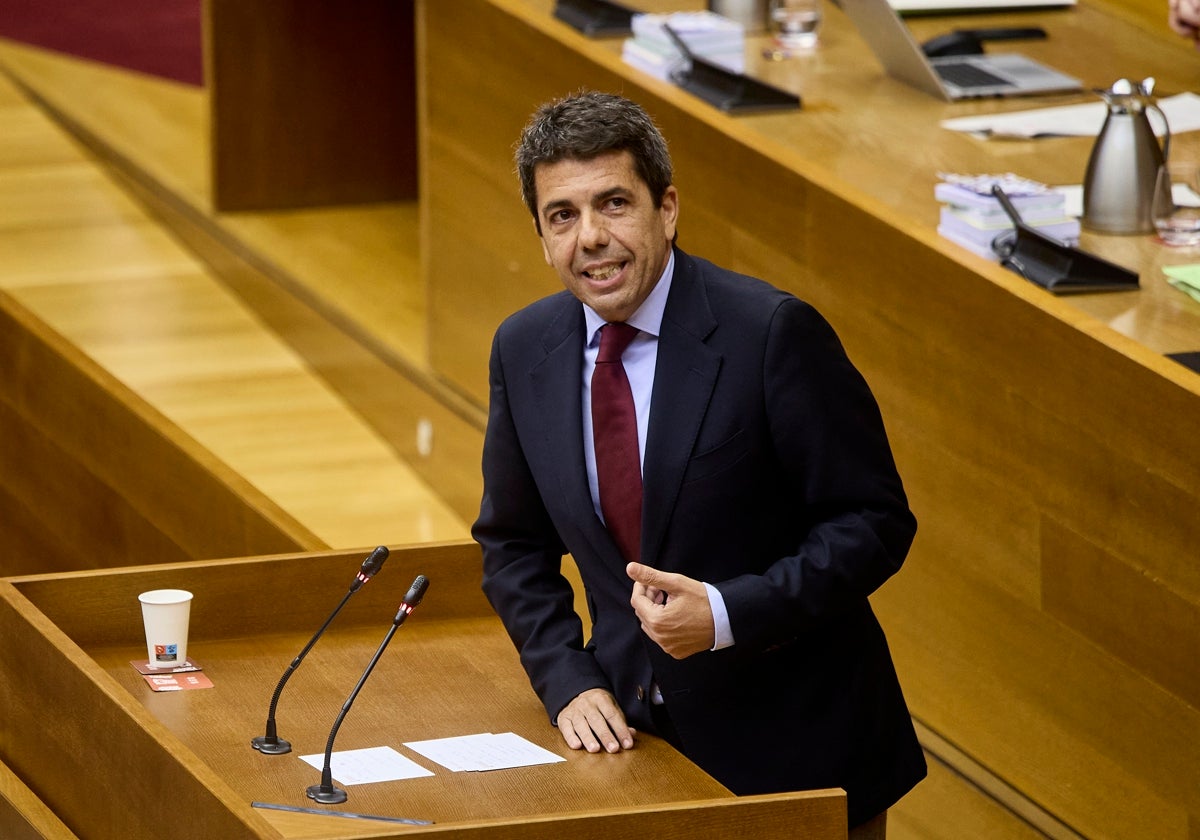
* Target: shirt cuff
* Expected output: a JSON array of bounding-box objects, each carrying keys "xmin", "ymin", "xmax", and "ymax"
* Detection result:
[{"xmin": 703, "ymin": 582, "xmax": 734, "ymax": 651}]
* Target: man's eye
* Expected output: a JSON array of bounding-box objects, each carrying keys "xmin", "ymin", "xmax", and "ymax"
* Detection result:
[
  {"xmin": 549, "ymin": 210, "xmax": 573, "ymax": 224},
  {"xmin": 606, "ymin": 197, "xmax": 626, "ymax": 210}
]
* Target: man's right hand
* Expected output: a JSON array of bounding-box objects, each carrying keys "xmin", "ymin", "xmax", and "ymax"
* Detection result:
[{"xmin": 554, "ymin": 688, "xmax": 636, "ymax": 754}]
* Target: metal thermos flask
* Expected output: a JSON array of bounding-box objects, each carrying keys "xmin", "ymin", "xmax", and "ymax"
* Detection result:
[
  {"xmin": 1081, "ymin": 78, "xmax": 1171, "ymax": 235},
  {"xmin": 708, "ymin": 0, "xmax": 770, "ymax": 31}
]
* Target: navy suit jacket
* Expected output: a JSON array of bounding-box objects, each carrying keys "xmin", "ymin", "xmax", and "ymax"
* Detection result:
[{"xmin": 473, "ymin": 248, "xmax": 926, "ymax": 825}]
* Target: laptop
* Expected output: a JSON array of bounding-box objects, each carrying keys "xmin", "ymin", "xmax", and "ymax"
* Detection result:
[{"xmin": 839, "ymin": 0, "xmax": 1082, "ymax": 100}]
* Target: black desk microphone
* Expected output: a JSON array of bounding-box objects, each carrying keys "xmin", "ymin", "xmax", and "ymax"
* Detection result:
[
  {"xmin": 922, "ymin": 27, "xmax": 1047, "ymax": 57},
  {"xmin": 250, "ymin": 546, "xmax": 390, "ymax": 755},
  {"xmin": 307, "ymin": 575, "xmax": 429, "ymax": 805}
]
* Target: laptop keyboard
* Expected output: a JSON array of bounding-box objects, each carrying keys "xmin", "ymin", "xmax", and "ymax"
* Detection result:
[{"xmin": 934, "ymin": 62, "xmax": 1011, "ymax": 89}]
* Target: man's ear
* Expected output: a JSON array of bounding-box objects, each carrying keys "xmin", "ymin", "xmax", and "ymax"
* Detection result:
[{"xmin": 660, "ymin": 185, "xmax": 679, "ymax": 242}]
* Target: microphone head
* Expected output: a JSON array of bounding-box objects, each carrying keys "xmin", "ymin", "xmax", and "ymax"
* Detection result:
[
  {"xmin": 361, "ymin": 545, "xmax": 389, "ymax": 578},
  {"xmin": 404, "ymin": 575, "xmax": 430, "ymax": 608},
  {"xmin": 349, "ymin": 546, "xmax": 389, "ymax": 592}
]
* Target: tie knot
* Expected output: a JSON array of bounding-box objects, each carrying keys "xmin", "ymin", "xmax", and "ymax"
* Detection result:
[{"xmin": 597, "ymin": 322, "xmax": 638, "ymax": 363}]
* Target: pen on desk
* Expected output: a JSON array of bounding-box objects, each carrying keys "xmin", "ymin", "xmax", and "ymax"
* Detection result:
[{"xmin": 251, "ymin": 801, "xmax": 433, "ymax": 825}]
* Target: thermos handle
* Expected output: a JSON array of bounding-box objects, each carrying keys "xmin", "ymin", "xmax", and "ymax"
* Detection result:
[{"xmin": 1147, "ymin": 103, "xmax": 1171, "ymax": 162}]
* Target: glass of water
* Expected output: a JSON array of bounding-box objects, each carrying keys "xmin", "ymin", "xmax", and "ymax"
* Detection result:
[
  {"xmin": 1152, "ymin": 160, "xmax": 1200, "ymax": 247},
  {"xmin": 770, "ymin": 0, "xmax": 821, "ymax": 51}
]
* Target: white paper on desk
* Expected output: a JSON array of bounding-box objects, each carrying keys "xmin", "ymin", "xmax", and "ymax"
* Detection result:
[
  {"xmin": 940, "ymin": 92, "xmax": 1200, "ymax": 139},
  {"xmin": 1037, "ymin": 182, "xmax": 1198, "ymax": 220},
  {"xmin": 404, "ymin": 732, "xmax": 566, "ymax": 772},
  {"xmin": 299, "ymin": 746, "xmax": 434, "ymax": 785}
]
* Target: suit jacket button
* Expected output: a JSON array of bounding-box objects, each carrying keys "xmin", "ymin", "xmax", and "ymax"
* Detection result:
[{"xmin": 636, "ymin": 685, "xmax": 646, "ymax": 701}]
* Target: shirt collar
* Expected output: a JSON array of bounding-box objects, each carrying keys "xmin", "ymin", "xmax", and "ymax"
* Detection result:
[{"xmin": 584, "ymin": 249, "xmax": 674, "ymax": 346}]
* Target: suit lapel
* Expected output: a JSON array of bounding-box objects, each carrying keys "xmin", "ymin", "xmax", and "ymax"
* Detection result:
[
  {"xmin": 527, "ymin": 299, "xmax": 626, "ymax": 571},
  {"xmin": 642, "ymin": 252, "xmax": 721, "ymax": 571}
]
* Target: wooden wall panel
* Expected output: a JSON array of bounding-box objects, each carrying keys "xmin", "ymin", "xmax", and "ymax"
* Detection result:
[
  {"xmin": 1042, "ymin": 518, "xmax": 1200, "ymax": 710},
  {"xmin": 0, "ymin": 757, "xmax": 78, "ymax": 840},
  {"xmin": 0, "ymin": 401, "xmax": 190, "ymax": 575},
  {"xmin": 105, "ymin": 162, "xmax": 488, "ymax": 526},
  {"xmin": 206, "ymin": 0, "xmax": 417, "ymax": 211},
  {"xmin": 0, "ymin": 292, "xmax": 321, "ymax": 575}
]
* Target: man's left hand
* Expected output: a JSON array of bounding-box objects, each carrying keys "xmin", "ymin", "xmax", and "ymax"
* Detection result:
[{"xmin": 627, "ymin": 562, "xmax": 715, "ymax": 659}]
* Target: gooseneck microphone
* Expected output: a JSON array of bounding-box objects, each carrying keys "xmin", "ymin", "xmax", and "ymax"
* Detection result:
[
  {"xmin": 251, "ymin": 546, "xmax": 390, "ymax": 755},
  {"xmin": 307, "ymin": 574, "xmax": 429, "ymax": 805}
]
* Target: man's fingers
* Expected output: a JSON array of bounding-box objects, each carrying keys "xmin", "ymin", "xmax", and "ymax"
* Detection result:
[
  {"xmin": 629, "ymin": 562, "xmax": 677, "ymax": 610},
  {"xmin": 555, "ymin": 689, "xmax": 636, "ymax": 753},
  {"xmin": 557, "ymin": 715, "xmax": 585, "ymax": 750},
  {"xmin": 631, "ymin": 580, "xmax": 664, "ymax": 606},
  {"xmin": 559, "ymin": 712, "xmax": 602, "ymax": 753},
  {"xmin": 627, "ymin": 561, "xmax": 662, "ymax": 586},
  {"xmin": 588, "ymin": 691, "xmax": 636, "ymax": 751},
  {"xmin": 588, "ymin": 709, "xmax": 621, "ymax": 753}
]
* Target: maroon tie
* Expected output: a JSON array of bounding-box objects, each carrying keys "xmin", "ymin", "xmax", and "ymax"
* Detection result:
[{"xmin": 592, "ymin": 322, "xmax": 641, "ymax": 563}]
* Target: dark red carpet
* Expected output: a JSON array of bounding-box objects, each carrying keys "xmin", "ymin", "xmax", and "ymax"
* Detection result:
[{"xmin": 0, "ymin": 0, "xmax": 203, "ymax": 86}]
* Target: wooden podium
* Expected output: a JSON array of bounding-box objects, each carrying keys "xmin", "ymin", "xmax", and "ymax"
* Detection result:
[{"xmin": 0, "ymin": 542, "xmax": 845, "ymax": 839}]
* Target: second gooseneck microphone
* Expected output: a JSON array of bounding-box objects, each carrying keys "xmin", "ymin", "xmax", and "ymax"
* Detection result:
[
  {"xmin": 306, "ymin": 574, "xmax": 429, "ymax": 804},
  {"xmin": 251, "ymin": 546, "xmax": 390, "ymax": 755}
]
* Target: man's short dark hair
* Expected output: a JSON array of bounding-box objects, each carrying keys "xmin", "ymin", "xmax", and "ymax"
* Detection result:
[{"xmin": 516, "ymin": 91, "xmax": 673, "ymax": 232}]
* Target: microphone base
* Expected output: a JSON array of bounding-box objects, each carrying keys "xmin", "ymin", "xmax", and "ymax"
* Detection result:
[
  {"xmin": 250, "ymin": 735, "xmax": 292, "ymax": 755},
  {"xmin": 306, "ymin": 784, "xmax": 348, "ymax": 804}
]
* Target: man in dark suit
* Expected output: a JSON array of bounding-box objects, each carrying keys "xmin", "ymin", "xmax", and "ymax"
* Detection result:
[{"xmin": 472, "ymin": 91, "xmax": 925, "ymax": 835}]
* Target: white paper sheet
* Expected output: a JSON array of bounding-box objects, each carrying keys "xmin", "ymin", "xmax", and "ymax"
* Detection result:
[
  {"xmin": 940, "ymin": 92, "xmax": 1200, "ymax": 139},
  {"xmin": 404, "ymin": 732, "xmax": 566, "ymax": 772},
  {"xmin": 299, "ymin": 746, "xmax": 434, "ymax": 786}
]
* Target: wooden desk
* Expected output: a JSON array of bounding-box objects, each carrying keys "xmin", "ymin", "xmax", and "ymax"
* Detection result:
[
  {"xmin": 422, "ymin": 0, "xmax": 1200, "ymax": 395},
  {"xmin": 418, "ymin": 1, "xmax": 1200, "ymax": 836},
  {"xmin": 0, "ymin": 543, "xmax": 845, "ymax": 839}
]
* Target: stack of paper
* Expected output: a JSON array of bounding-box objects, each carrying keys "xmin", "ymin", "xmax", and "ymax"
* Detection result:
[
  {"xmin": 935, "ymin": 173, "xmax": 1079, "ymax": 260},
  {"xmin": 621, "ymin": 11, "xmax": 745, "ymax": 81}
]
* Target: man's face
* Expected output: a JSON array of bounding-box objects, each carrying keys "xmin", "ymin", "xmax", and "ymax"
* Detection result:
[{"xmin": 533, "ymin": 150, "xmax": 678, "ymax": 324}]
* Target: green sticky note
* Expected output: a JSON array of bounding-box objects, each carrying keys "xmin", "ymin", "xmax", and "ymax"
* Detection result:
[{"xmin": 1162, "ymin": 264, "xmax": 1200, "ymax": 303}]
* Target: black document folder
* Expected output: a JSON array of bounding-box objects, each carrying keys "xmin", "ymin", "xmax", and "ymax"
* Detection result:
[
  {"xmin": 553, "ymin": 0, "xmax": 636, "ymax": 37},
  {"xmin": 1167, "ymin": 351, "xmax": 1200, "ymax": 373},
  {"xmin": 991, "ymin": 186, "xmax": 1139, "ymax": 294}
]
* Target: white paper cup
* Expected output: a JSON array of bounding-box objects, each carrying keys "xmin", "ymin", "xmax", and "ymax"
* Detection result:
[{"xmin": 138, "ymin": 589, "xmax": 193, "ymax": 669}]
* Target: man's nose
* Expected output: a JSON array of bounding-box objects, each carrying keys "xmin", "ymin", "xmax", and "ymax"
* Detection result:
[{"xmin": 579, "ymin": 210, "xmax": 609, "ymax": 249}]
